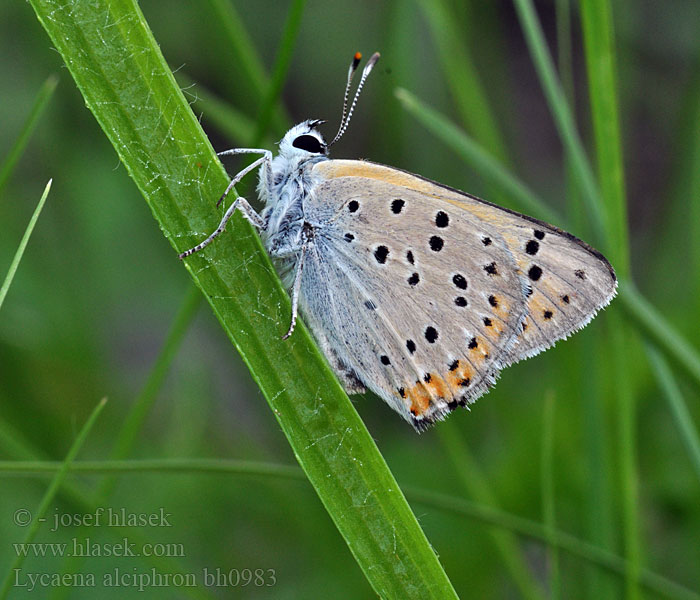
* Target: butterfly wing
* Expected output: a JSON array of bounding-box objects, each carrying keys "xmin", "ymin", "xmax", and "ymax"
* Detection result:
[{"xmin": 301, "ymin": 159, "xmax": 616, "ymax": 430}]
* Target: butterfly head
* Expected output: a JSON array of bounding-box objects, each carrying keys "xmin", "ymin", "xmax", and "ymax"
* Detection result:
[{"xmin": 278, "ymin": 119, "xmax": 329, "ymax": 160}]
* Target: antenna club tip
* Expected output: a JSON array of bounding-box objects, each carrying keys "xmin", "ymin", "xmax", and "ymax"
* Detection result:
[{"xmin": 354, "ymin": 51, "xmax": 362, "ymax": 61}]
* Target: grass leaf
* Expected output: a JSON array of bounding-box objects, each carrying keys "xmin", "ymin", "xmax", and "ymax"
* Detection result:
[
  {"xmin": 0, "ymin": 179, "xmax": 52, "ymax": 311},
  {"xmin": 0, "ymin": 76, "xmax": 57, "ymax": 198},
  {"xmin": 646, "ymin": 346, "xmax": 700, "ymax": 483}
]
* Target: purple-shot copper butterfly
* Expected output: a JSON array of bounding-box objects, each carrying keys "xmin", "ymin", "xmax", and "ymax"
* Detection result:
[{"xmin": 180, "ymin": 52, "xmax": 617, "ymax": 432}]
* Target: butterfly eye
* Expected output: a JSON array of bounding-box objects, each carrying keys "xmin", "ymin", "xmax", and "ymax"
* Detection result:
[{"xmin": 292, "ymin": 134, "xmax": 325, "ymax": 154}]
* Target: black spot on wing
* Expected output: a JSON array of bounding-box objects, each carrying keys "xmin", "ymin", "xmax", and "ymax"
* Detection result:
[
  {"xmin": 452, "ymin": 274, "xmax": 468, "ymax": 290},
  {"xmin": 429, "ymin": 236, "xmax": 444, "ymax": 252},
  {"xmin": 435, "ymin": 211, "xmax": 449, "ymax": 228},
  {"xmin": 525, "ymin": 240, "xmax": 539, "ymax": 255},
  {"xmin": 528, "ymin": 265, "xmax": 543, "ymax": 281},
  {"xmin": 374, "ymin": 245, "xmax": 389, "ymax": 264},
  {"xmin": 484, "ymin": 262, "xmax": 498, "ymax": 276}
]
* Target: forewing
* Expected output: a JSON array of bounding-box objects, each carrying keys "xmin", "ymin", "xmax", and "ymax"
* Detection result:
[{"xmin": 304, "ymin": 160, "xmax": 617, "ymax": 429}]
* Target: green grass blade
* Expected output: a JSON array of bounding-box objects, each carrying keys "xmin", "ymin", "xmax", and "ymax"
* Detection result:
[
  {"xmin": 0, "ymin": 76, "xmax": 57, "ymax": 198},
  {"xmin": 555, "ymin": 0, "xmax": 586, "ymax": 228},
  {"xmin": 395, "ymin": 88, "xmax": 560, "ymax": 223},
  {"xmin": 0, "ymin": 398, "xmax": 107, "ymax": 600},
  {"xmin": 646, "ymin": 346, "xmax": 700, "ymax": 483},
  {"xmin": 0, "ymin": 179, "xmax": 52, "ymax": 312},
  {"xmin": 580, "ymin": 0, "xmax": 630, "ymax": 276},
  {"xmin": 512, "ymin": 0, "xmax": 607, "ymax": 245},
  {"xmin": 579, "ymin": 4, "xmax": 638, "ymax": 596},
  {"xmin": 554, "ymin": 4, "xmax": 616, "ymax": 597},
  {"xmin": 27, "ymin": 1, "xmax": 457, "ymax": 597}
]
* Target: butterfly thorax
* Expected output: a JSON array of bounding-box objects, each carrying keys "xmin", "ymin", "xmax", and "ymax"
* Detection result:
[{"xmin": 258, "ymin": 121, "xmax": 330, "ymax": 262}]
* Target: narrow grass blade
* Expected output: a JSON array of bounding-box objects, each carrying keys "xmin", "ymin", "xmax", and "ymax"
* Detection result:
[
  {"xmin": 0, "ymin": 398, "xmax": 107, "ymax": 600},
  {"xmin": 395, "ymin": 88, "xmax": 560, "ymax": 223},
  {"xmin": 580, "ymin": 0, "xmax": 630, "ymax": 277},
  {"xmin": 0, "ymin": 76, "xmax": 57, "ymax": 198},
  {"xmin": 646, "ymin": 346, "xmax": 700, "ymax": 483},
  {"xmin": 580, "ymin": 5, "xmax": 639, "ymax": 595},
  {"xmin": 512, "ymin": 0, "xmax": 607, "ymax": 245},
  {"xmin": 27, "ymin": 1, "xmax": 457, "ymax": 597},
  {"xmin": 555, "ymin": 0, "xmax": 586, "ymax": 229},
  {"xmin": 0, "ymin": 179, "xmax": 52, "ymax": 312},
  {"xmin": 417, "ymin": 0, "xmax": 510, "ymax": 164}
]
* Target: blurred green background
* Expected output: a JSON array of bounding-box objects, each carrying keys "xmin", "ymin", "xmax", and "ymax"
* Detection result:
[{"xmin": 2, "ymin": 0, "xmax": 700, "ymax": 598}]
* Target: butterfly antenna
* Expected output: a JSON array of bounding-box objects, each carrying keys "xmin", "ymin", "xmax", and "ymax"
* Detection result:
[
  {"xmin": 328, "ymin": 51, "xmax": 380, "ymax": 147},
  {"xmin": 339, "ymin": 52, "xmax": 362, "ymax": 133}
]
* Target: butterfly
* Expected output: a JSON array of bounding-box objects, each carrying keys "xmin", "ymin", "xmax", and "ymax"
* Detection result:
[{"xmin": 180, "ymin": 52, "xmax": 617, "ymax": 432}]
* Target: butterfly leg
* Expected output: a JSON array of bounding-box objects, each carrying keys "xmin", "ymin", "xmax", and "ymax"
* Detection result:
[
  {"xmin": 215, "ymin": 148, "xmax": 273, "ymax": 207},
  {"xmin": 281, "ymin": 232, "xmax": 311, "ymax": 340},
  {"xmin": 179, "ymin": 150, "xmax": 271, "ymax": 259}
]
